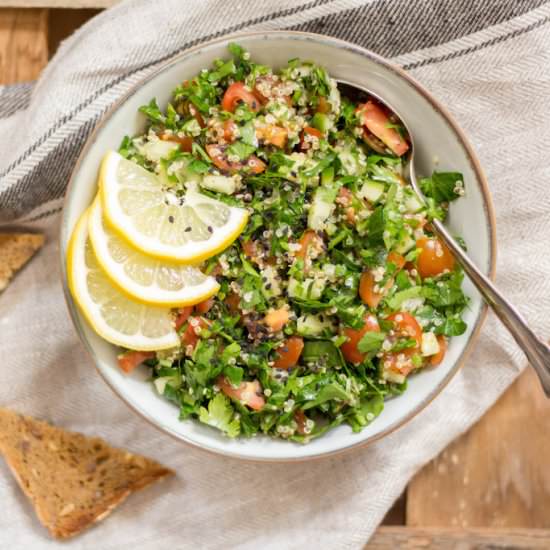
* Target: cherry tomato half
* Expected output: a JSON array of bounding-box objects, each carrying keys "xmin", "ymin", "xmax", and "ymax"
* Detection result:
[
  {"xmin": 341, "ymin": 314, "xmax": 380, "ymax": 365},
  {"xmin": 416, "ymin": 237, "xmax": 455, "ymax": 278},
  {"xmin": 221, "ymin": 82, "xmax": 261, "ymax": 113},
  {"xmin": 357, "ymin": 101, "xmax": 409, "ymax": 157}
]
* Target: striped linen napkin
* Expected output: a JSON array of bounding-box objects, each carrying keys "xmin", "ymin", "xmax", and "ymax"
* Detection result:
[{"xmin": 1, "ymin": 1, "xmax": 549, "ymax": 547}]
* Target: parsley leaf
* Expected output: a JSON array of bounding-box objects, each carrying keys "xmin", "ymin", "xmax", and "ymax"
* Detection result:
[
  {"xmin": 227, "ymin": 141, "xmax": 256, "ymax": 160},
  {"xmin": 199, "ymin": 394, "xmax": 240, "ymax": 437},
  {"xmin": 139, "ymin": 98, "xmax": 165, "ymax": 124},
  {"xmin": 357, "ymin": 331, "xmax": 386, "ymax": 353},
  {"xmin": 420, "ymin": 172, "xmax": 464, "ymax": 204}
]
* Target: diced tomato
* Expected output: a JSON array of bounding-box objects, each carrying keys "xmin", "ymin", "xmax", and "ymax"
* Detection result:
[
  {"xmin": 174, "ymin": 306, "xmax": 193, "ymax": 332},
  {"xmin": 117, "ymin": 351, "xmax": 155, "ymax": 374},
  {"xmin": 295, "ymin": 229, "xmax": 322, "ymax": 261},
  {"xmin": 304, "ymin": 126, "xmax": 323, "ymax": 138},
  {"xmin": 380, "ymin": 312, "xmax": 423, "ymax": 377},
  {"xmin": 341, "ymin": 314, "xmax": 380, "ymax": 365},
  {"xmin": 206, "ymin": 143, "xmax": 266, "ymax": 174},
  {"xmin": 300, "ymin": 126, "xmax": 323, "ymax": 150},
  {"xmin": 245, "ymin": 155, "xmax": 267, "ymax": 174},
  {"xmin": 430, "ymin": 335, "xmax": 447, "ymax": 366},
  {"xmin": 256, "ymin": 125, "xmax": 288, "ymax": 148},
  {"xmin": 221, "ymin": 82, "xmax": 261, "ymax": 113},
  {"xmin": 181, "ymin": 317, "xmax": 208, "ymax": 350},
  {"xmin": 225, "ymin": 292, "xmax": 241, "ymax": 315},
  {"xmin": 316, "ymin": 96, "xmax": 330, "ymax": 114},
  {"xmin": 294, "ymin": 409, "xmax": 309, "ymax": 435},
  {"xmin": 387, "ymin": 312, "xmax": 422, "ymax": 347},
  {"xmin": 359, "ymin": 254, "xmax": 405, "ymax": 309},
  {"xmin": 416, "ymin": 237, "xmax": 455, "ymax": 278},
  {"xmin": 217, "ymin": 376, "xmax": 265, "ymax": 411},
  {"xmin": 387, "ymin": 251, "xmax": 406, "ymax": 271},
  {"xmin": 264, "ymin": 308, "xmax": 290, "ymax": 332},
  {"xmin": 381, "ymin": 353, "xmax": 416, "ymax": 378},
  {"xmin": 357, "ymin": 101, "xmax": 409, "ymax": 157},
  {"xmin": 159, "ymin": 133, "xmax": 193, "ymax": 153},
  {"xmin": 206, "ymin": 144, "xmax": 235, "ymax": 172},
  {"xmin": 359, "ymin": 271, "xmax": 387, "ymax": 309},
  {"xmin": 195, "ymin": 297, "xmax": 215, "ymax": 315},
  {"xmin": 223, "ymin": 120, "xmax": 238, "ymax": 142},
  {"xmin": 188, "ymin": 103, "xmax": 206, "ymax": 128},
  {"xmin": 273, "ymin": 336, "xmax": 304, "ymax": 370}
]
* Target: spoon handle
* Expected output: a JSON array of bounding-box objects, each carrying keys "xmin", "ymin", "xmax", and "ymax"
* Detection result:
[{"xmin": 431, "ymin": 218, "xmax": 550, "ymax": 396}]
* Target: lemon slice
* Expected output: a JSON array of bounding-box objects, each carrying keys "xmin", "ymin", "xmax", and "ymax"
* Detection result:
[
  {"xmin": 88, "ymin": 197, "xmax": 220, "ymax": 307},
  {"xmin": 67, "ymin": 209, "xmax": 180, "ymax": 351},
  {"xmin": 99, "ymin": 151, "xmax": 248, "ymax": 263}
]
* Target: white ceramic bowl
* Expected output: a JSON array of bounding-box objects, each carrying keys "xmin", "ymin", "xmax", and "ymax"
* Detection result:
[{"xmin": 61, "ymin": 31, "xmax": 496, "ymax": 461}]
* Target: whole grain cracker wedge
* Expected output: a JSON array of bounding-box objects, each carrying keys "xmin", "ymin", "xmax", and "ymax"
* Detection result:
[
  {"xmin": 0, "ymin": 233, "xmax": 44, "ymax": 291},
  {"xmin": 0, "ymin": 408, "xmax": 173, "ymax": 539}
]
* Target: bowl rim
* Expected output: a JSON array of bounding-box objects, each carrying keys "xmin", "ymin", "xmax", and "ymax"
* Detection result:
[{"xmin": 60, "ymin": 29, "xmax": 497, "ymax": 463}]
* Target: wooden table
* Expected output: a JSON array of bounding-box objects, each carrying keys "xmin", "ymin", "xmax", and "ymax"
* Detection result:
[{"xmin": 1, "ymin": 4, "xmax": 549, "ymax": 548}]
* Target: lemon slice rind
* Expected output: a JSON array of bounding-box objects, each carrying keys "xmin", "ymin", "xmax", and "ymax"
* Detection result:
[{"xmin": 67, "ymin": 210, "xmax": 180, "ymax": 351}]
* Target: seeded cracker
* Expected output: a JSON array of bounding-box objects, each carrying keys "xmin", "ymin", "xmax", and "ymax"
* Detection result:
[
  {"xmin": 0, "ymin": 233, "xmax": 44, "ymax": 291},
  {"xmin": 0, "ymin": 408, "xmax": 173, "ymax": 539}
]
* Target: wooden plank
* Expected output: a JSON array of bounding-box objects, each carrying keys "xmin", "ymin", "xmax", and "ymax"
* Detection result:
[
  {"xmin": 407, "ymin": 367, "xmax": 550, "ymax": 528},
  {"xmin": 0, "ymin": 1, "xmax": 116, "ymax": 8},
  {"xmin": 47, "ymin": 8, "xmax": 99, "ymax": 57},
  {"xmin": 381, "ymin": 491, "xmax": 406, "ymax": 525},
  {"xmin": 0, "ymin": 7, "xmax": 48, "ymax": 84},
  {"xmin": 368, "ymin": 527, "xmax": 550, "ymax": 549}
]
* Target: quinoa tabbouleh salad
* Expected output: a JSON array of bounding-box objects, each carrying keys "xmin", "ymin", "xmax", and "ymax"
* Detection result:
[{"xmin": 69, "ymin": 43, "xmax": 468, "ymax": 443}]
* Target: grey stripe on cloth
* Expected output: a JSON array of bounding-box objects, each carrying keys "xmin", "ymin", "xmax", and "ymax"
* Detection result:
[
  {"xmin": 0, "ymin": 82, "xmax": 34, "ymax": 119},
  {"xmin": 291, "ymin": 0, "xmax": 549, "ymax": 58},
  {"xmin": 0, "ymin": 0, "xmax": 548, "ymax": 225}
]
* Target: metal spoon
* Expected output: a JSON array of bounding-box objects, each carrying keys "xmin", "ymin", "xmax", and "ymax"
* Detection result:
[{"xmin": 338, "ymin": 80, "xmax": 550, "ymax": 396}]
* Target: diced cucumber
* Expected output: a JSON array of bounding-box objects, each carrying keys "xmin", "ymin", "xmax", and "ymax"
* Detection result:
[
  {"xmin": 359, "ymin": 180, "xmax": 385, "ymax": 203},
  {"xmin": 395, "ymin": 233, "xmax": 416, "ymax": 254},
  {"xmin": 311, "ymin": 112, "xmax": 331, "ymax": 133},
  {"xmin": 140, "ymin": 139, "xmax": 179, "ymax": 163},
  {"xmin": 308, "ymin": 188, "xmax": 335, "ymax": 230},
  {"xmin": 287, "ymin": 277, "xmax": 326, "ymax": 300},
  {"xmin": 297, "ymin": 314, "xmax": 332, "ymax": 336},
  {"xmin": 421, "ymin": 332, "xmax": 440, "ymax": 357},
  {"xmin": 337, "ymin": 149, "xmax": 360, "ymax": 176},
  {"xmin": 200, "ymin": 174, "xmax": 238, "ymax": 195},
  {"xmin": 386, "ymin": 286, "xmax": 423, "ymax": 310},
  {"xmin": 405, "ymin": 194, "xmax": 424, "ymax": 213}
]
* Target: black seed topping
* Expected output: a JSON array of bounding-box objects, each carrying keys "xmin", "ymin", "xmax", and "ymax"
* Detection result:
[
  {"xmin": 168, "ymin": 215, "xmax": 175, "ymax": 223},
  {"xmin": 185, "ymin": 226, "xmax": 192, "ymax": 232},
  {"xmin": 207, "ymin": 226, "xmax": 213, "ymax": 233}
]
